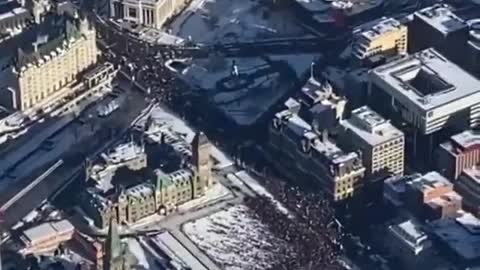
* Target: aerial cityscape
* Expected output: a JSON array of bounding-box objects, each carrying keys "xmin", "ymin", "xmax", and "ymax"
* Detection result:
[{"xmin": 0, "ymin": 0, "xmax": 480, "ymax": 269}]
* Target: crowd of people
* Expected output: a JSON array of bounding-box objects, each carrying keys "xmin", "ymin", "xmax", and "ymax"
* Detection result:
[
  {"xmin": 244, "ymin": 177, "xmax": 344, "ymax": 270},
  {"xmin": 96, "ymin": 17, "xmax": 346, "ymax": 270}
]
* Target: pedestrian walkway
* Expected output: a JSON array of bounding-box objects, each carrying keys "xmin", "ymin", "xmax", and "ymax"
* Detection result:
[{"xmin": 170, "ymin": 229, "xmax": 222, "ymax": 270}]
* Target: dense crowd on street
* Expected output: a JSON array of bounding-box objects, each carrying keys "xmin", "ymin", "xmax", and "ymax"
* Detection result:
[
  {"xmin": 244, "ymin": 177, "xmax": 344, "ymax": 270},
  {"xmin": 95, "ymin": 17, "xmax": 345, "ymax": 270}
]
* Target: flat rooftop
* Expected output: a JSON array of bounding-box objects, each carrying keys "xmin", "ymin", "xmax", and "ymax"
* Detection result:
[
  {"xmin": 371, "ymin": 48, "xmax": 480, "ymax": 112},
  {"xmin": 357, "ymin": 17, "xmax": 405, "ymax": 41},
  {"xmin": 22, "ymin": 220, "xmax": 74, "ymax": 243},
  {"xmin": 341, "ymin": 106, "xmax": 403, "ymax": 146},
  {"xmin": 296, "ymin": 0, "xmax": 384, "ymax": 14},
  {"xmin": 415, "ymin": 4, "xmax": 467, "ymax": 35},
  {"xmin": 407, "ymin": 171, "xmax": 452, "ymax": 193},
  {"xmin": 389, "ymin": 219, "xmax": 429, "ymax": 252},
  {"xmin": 430, "ymin": 212, "xmax": 480, "ymax": 260},
  {"xmin": 440, "ymin": 130, "xmax": 480, "ymax": 156}
]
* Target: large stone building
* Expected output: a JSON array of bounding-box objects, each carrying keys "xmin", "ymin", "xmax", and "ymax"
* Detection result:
[
  {"xmin": 352, "ymin": 17, "xmax": 407, "ymax": 61},
  {"xmin": 82, "ymin": 132, "xmax": 214, "ymax": 228},
  {"xmin": 339, "ymin": 106, "xmax": 404, "ymax": 176},
  {"xmin": 109, "ymin": 0, "xmax": 186, "ymax": 29},
  {"xmin": 0, "ymin": 10, "xmax": 97, "ymax": 112},
  {"xmin": 268, "ymin": 98, "xmax": 365, "ymax": 201},
  {"xmin": 435, "ymin": 130, "xmax": 480, "ymax": 180}
]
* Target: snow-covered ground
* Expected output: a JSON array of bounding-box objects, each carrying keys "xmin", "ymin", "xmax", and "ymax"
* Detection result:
[
  {"xmin": 233, "ymin": 170, "xmax": 291, "ymax": 217},
  {"xmin": 169, "ymin": 0, "xmax": 320, "ymax": 126},
  {"xmin": 180, "ymin": 53, "xmax": 316, "ymax": 126},
  {"xmin": 178, "ymin": 182, "xmax": 232, "ymax": 212},
  {"xmin": 171, "ymin": 0, "xmax": 306, "ymax": 44},
  {"xmin": 136, "ymin": 103, "xmax": 234, "ymax": 169},
  {"xmin": 126, "ymin": 238, "xmax": 158, "ymax": 269},
  {"xmin": 183, "ymin": 204, "xmax": 290, "ymax": 270}
]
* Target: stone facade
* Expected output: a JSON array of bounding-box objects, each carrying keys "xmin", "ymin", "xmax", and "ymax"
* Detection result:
[{"xmin": 82, "ymin": 132, "xmax": 214, "ymax": 228}]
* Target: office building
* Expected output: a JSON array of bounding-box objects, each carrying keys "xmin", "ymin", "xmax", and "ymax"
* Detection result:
[
  {"xmin": 343, "ymin": 68, "xmax": 369, "ymax": 108},
  {"xmin": 82, "ymin": 132, "xmax": 214, "ymax": 228},
  {"xmin": 110, "ymin": 0, "xmax": 187, "ymax": 29},
  {"xmin": 20, "ymin": 220, "xmax": 74, "ymax": 255},
  {"xmin": 405, "ymin": 171, "xmax": 462, "ymax": 220},
  {"xmin": 430, "ymin": 212, "xmax": 480, "ymax": 267},
  {"xmin": 436, "ymin": 130, "xmax": 480, "ymax": 180},
  {"xmin": 352, "ymin": 17, "xmax": 407, "ymax": 60},
  {"xmin": 387, "ymin": 219, "xmax": 432, "ymax": 270},
  {"xmin": 339, "ymin": 106, "xmax": 404, "ymax": 176},
  {"xmin": 269, "ymin": 98, "xmax": 365, "ymax": 201},
  {"xmin": 456, "ymin": 167, "xmax": 480, "ymax": 217},
  {"xmin": 466, "ymin": 30, "xmax": 480, "ymax": 78},
  {"xmin": 368, "ymin": 48, "xmax": 480, "ymax": 163},
  {"xmin": 0, "ymin": 12, "xmax": 98, "ymax": 112},
  {"xmin": 409, "ymin": 4, "xmax": 468, "ymax": 65},
  {"xmin": 384, "ymin": 173, "xmax": 422, "ymax": 207}
]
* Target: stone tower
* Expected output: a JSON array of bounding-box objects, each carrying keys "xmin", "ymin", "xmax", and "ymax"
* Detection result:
[
  {"xmin": 103, "ymin": 219, "xmax": 128, "ymax": 270},
  {"xmin": 191, "ymin": 132, "xmax": 214, "ymax": 196}
]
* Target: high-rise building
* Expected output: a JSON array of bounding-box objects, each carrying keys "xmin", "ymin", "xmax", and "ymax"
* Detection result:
[
  {"xmin": 339, "ymin": 106, "xmax": 404, "ymax": 176},
  {"xmin": 352, "ymin": 17, "xmax": 407, "ymax": 60},
  {"xmin": 269, "ymin": 98, "xmax": 365, "ymax": 201},
  {"xmin": 435, "ymin": 130, "xmax": 480, "ymax": 180},
  {"xmin": 109, "ymin": 0, "xmax": 187, "ymax": 29},
  {"xmin": 0, "ymin": 12, "xmax": 98, "ymax": 112},
  {"xmin": 408, "ymin": 4, "xmax": 468, "ymax": 66},
  {"xmin": 368, "ymin": 48, "xmax": 480, "ymax": 164}
]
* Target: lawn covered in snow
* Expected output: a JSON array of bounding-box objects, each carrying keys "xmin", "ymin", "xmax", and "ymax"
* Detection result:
[{"xmin": 182, "ymin": 204, "xmax": 290, "ymax": 270}]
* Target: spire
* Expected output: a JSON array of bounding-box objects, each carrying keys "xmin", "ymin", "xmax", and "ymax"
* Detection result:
[
  {"xmin": 105, "ymin": 217, "xmax": 121, "ymax": 262},
  {"xmin": 192, "ymin": 132, "xmax": 209, "ymax": 149}
]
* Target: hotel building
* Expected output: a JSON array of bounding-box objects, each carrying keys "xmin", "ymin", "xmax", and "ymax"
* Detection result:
[
  {"xmin": 269, "ymin": 98, "xmax": 365, "ymax": 201},
  {"xmin": 0, "ymin": 12, "xmax": 98, "ymax": 112}
]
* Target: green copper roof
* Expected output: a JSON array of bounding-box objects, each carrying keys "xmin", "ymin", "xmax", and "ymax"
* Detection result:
[{"xmin": 105, "ymin": 218, "xmax": 122, "ymax": 261}]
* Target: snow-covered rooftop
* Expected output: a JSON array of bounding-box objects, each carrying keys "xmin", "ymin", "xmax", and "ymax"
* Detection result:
[
  {"xmin": 22, "ymin": 220, "xmax": 74, "ymax": 244},
  {"xmin": 341, "ymin": 106, "xmax": 404, "ymax": 147},
  {"xmin": 415, "ymin": 4, "xmax": 467, "ymax": 35},
  {"xmin": 388, "ymin": 219, "xmax": 430, "ymax": 255},
  {"xmin": 371, "ymin": 48, "xmax": 480, "ymax": 112}
]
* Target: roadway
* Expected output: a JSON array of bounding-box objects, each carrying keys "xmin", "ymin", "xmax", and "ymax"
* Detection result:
[{"xmin": 0, "ymin": 79, "xmax": 150, "ymax": 229}]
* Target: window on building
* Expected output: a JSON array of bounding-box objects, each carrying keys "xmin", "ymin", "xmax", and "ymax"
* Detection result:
[{"xmin": 129, "ymin": 8, "xmax": 137, "ymax": 18}]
